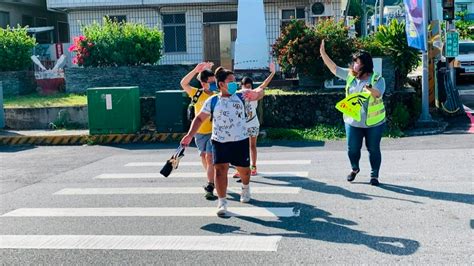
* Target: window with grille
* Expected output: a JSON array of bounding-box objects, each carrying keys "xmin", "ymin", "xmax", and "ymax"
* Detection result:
[
  {"xmin": 0, "ymin": 11, "xmax": 9, "ymax": 28},
  {"xmin": 281, "ymin": 8, "xmax": 305, "ymax": 29},
  {"xmin": 106, "ymin": 15, "xmax": 127, "ymax": 23},
  {"xmin": 58, "ymin": 21, "xmax": 69, "ymax": 43},
  {"xmin": 22, "ymin": 15, "xmax": 34, "ymax": 27},
  {"xmin": 163, "ymin": 13, "xmax": 186, "ymax": 53},
  {"xmin": 35, "ymin": 17, "xmax": 52, "ymax": 44}
]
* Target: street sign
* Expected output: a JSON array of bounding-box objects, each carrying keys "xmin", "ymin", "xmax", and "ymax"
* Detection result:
[{"xmin": 445, "ymin": 31, "xmax": 459, "ymax": 58}]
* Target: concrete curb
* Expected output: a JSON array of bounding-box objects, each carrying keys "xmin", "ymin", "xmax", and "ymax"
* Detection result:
[{"xmin": 0, "ymin": 132, "xmax": 185, "ymax": 146}]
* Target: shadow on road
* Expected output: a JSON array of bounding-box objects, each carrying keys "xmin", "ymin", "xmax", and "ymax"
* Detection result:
[
  {"xmin": 378, "ymin": 183, "xmax": 474, "ymax": 205},
  {"xmin": 202, "ymin": 201, "xmax": 420, "ymax": 256}
]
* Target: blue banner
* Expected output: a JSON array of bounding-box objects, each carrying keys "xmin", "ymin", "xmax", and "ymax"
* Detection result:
[{"xmin": 403, "ymin": 0, "xmax": 426, "ymax": 51}]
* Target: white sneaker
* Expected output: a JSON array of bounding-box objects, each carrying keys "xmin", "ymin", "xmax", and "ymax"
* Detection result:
[
  {"xmin": 217, "ymin": 199, "xmax": 228, "ymax": 216},
  {"xmin": 240, "ymin": 186, "xmax": 251, "ymax": 203}
]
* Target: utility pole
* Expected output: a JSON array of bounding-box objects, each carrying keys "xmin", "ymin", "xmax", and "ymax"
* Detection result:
[
  {"xmin": 419, "ymin": 0, "xmax": 433, "ymax": 122},
  {"xmin": 362, "ymin": 0, "xmax": 367, "ymax": 37},
  {"xmin": 374, "ymin": 0, "xmax": 379, "ymax": 32},
  {"xmin": 379, "ymin": 0, "xmax": 384, "ymax": 27}
]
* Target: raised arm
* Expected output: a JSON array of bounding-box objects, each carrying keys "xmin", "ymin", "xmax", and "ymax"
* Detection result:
[
  {"xmin": 320, "ymin": 39, "xmax": 338, "ymax": 76},
  {"xmin": 180, "ymin": 62, "xmax": 213, "ymax": 95},
  {"xmin": 258, "ymin": 61, "xmax": 276, "ymax": 89},
  {"xmin": 244, "ymin": 62, "xmax": 276, "ymax": 101}
]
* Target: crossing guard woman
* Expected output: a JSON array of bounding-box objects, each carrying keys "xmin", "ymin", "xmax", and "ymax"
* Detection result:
[{"xmin": 320, "ymin": 40, "xmax": 386, "ymax": 186}]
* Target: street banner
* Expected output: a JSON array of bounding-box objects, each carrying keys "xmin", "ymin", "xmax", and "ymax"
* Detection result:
[
  {"xmin": 335, "ymin": 92, "xmax": 371, "ymax": 122},
  {"xmin": 403, "ymin": 0, "xmax": 426, "ymax": 51}
]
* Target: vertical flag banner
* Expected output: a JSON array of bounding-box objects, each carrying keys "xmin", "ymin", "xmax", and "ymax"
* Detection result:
[{"xmin": 403, "ymin": 0, "xmax": 426, "ymax": 51}]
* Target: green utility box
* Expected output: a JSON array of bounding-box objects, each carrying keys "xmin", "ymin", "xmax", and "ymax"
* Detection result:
[
  {"xmin": 87, "ymin": 86, "xmax": 141, "ymax": 135},
  {"xmin": 155, "ymin": 90, "xmax": 189, "ymax": 133}
]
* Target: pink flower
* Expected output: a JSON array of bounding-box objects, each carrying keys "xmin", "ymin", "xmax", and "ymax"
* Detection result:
[
  {"xmin": 68, "ymin": 45, "xmax": 76, "ymax": 52},
  {"xmin": 72, "ymin": 57, "xmax": 78, "ymax": 64}
]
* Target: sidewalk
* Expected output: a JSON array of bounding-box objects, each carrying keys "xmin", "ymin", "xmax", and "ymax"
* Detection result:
[{"xmin": 0, "ymin": 129, "xmax": 185, "ymax": 145}]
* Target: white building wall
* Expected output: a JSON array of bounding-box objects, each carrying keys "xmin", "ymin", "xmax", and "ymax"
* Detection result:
[{"xmin": 65, "ymin": 0, "xmax": 342, "ymax": 66}]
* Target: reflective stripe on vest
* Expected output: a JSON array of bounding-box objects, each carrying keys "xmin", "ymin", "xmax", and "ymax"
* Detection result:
[{"xmin": 345, "ymin": 73, "xmax": 386, "ymax": 126}]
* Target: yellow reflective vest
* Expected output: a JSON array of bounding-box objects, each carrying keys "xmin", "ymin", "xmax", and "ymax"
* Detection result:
[{"xmin": 345, "ymin": 73, "xmax": 386, "ymax": 126}]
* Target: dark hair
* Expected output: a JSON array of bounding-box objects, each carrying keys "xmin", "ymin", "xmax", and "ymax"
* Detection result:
[
  {"xmin": 352, "ymin": 50, "xmax": 374, "ymax": 77},
  {"xmin": 196, "ymin": 69, "xmax": 214, "ymax": 83},
  {"xmin": 214, "ymin": 67, "xmax": 234, "ymax": 88},
  {"xmin": 241, "ymin": 77, "xmax": 254, "ymax": 89}
]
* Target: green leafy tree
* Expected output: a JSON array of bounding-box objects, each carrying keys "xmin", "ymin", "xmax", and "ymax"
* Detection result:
[
  {"xmin": 272, "ymin": 19, "xmax": 355, "ymax": 84},
  {"xmin": 0, "ymin": 26, "xmax": 36, "ymax": 72}
]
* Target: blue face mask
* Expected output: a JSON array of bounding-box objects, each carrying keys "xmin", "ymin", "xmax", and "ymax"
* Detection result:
[
  {"xmin": 227, "ymin": 82, "xmax": 239, "ymax": 95},
  {"xmin": 209, "ymin": 82, "xmax": 218, "ymax": 92}
]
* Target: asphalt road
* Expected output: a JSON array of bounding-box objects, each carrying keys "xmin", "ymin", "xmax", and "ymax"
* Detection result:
[{"xmin": 0, "ymin": 134, "xmax": 473, "ymax": 264}]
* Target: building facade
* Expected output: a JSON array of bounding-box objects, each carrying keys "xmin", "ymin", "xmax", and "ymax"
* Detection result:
[{"xmin": 46, "ymin": 0, "xmax": 343, "ymax": 67}]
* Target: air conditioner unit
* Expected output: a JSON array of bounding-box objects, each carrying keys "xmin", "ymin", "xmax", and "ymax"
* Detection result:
[{"xmin": 310, "ymin": 2, "xmax": 334, "ymax": 17}]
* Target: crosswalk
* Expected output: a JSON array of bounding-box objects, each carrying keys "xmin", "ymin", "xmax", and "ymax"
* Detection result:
[{"xmin": 0, "ymin": 155, "xmax": 312, "ymax": 252}]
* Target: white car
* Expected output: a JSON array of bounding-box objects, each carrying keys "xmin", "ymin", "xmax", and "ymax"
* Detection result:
[{"xmin": 457, "ymin": 41, "xmax": 474, "ymax": 80}]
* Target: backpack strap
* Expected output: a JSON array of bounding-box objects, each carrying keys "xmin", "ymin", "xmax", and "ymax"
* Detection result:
[
  {"xmin": 190, "ymin": 88, "xmax": 203, "ymax": 106},
  {"xmin": 209, "ymin": 95, "xmax": 219, "ymax": 121},
  {"xmin": 236, "ymin": 93, "xmax": 248, "ymax": 119}
]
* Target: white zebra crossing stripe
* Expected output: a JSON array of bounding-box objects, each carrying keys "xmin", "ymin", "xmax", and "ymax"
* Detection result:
[
  {"xmin": 94, "ymin": 172, "xmax": 309, "ymax": 179},
  {"xmin": 54, "ymin": 187, "xmax": 302, "ymax": 195},
  {"xmin": 0, "ymin": 235, "xmax": 282, "ymax": 251},
  {"xmin": 2, "ymin": 207, "xmax": 299, "ymax": 217},
  {"xmin": 125, "ymin": 160, "xmax": 311, "ymax": 167}
]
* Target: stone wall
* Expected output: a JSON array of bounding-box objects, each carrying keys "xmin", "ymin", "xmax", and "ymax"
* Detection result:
[
  {"xmin": 261, "ymin": 90, "xmax": 418, "ymax": 129},
  {"xmin": 0, "ymin": 71, "xmax": 36, "ymax": 96},
  {"xmin": 5, "ymin": 106, "xmax": 88, "ymax": 130},
  {"xmin": 65, "ymin": 65, "xmax": 196, "ymax": 96},
  {"xmin": 4, "ymin": 91, "xmax": 418, "ymax": 131}
]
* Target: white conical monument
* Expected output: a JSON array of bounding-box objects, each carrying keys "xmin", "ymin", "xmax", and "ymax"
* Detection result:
[{"xmin": 234, "ymin": 0, "xmax": 269, "ymax": 70}]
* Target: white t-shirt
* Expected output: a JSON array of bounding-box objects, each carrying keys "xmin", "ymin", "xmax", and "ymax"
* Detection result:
[
  {"xmin": 241, "ymin": 89, "xmax": 260, "ymax": 128},
  {"xmin": 201, "ymin": 93, "xmax": 249, "ymax": 143}
]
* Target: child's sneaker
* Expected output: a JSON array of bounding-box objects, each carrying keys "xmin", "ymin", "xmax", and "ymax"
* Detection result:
[
  {"xmin": 240, "ymin": 185, "xmax": 251, "ymax": 203},
  {"xmin": 250, "ymin": 166, "xmax": 257, "ymax": 176},
  {"xmin": 217, "ymin": 199, "xmax": 228, "ymax": 216},
  {"xmin": 203, "ymin": 183, "xmax": 217, "ymax": 200}
]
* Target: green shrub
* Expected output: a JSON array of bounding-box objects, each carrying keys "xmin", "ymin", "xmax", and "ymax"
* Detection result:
[
  {"xmin": 272, "ymin": 19, "xmax": 355, "ymax": 84},
  {"xmin": 355, "ymin": 35, "xmax": 384, "ymax": 57},
  {"xmin": 0, "ymin": 26, "xmax": 36, "ymax": 71},
  {"xmin": 455, "ymin": 12, "xmax": 474, "ymax": 40},
  {"xmin": 69, "ymin": 18, "xmax": 163, "ymax": 67},
  {"xmin": 372, "ymin": 19, "xmax": 421, "ymax": 90}
]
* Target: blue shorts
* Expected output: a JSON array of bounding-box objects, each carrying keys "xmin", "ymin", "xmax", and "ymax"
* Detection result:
[
  {"xmin": 194, "ymin": 133, "xmax": 213, "ymax": 155},
  {"xmin": 212, "ymin": 138, "xmax": 250, "ymax": 167}
]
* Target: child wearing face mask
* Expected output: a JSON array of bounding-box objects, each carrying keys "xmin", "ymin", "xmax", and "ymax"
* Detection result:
[
  {"xmin": 180, "ymin": 62, "xmax": 219, "ymax": 200},
  {"xmin": 180, "ymin": 67, "xmax": 265, "ymax": 216},
  {"xmin": 232, "ymin": 62, "xmax": 276, "ymax": 179}
]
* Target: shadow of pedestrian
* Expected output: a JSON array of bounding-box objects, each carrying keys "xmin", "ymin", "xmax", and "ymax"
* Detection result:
[
  {"xmin": 203, "ymin": 201, "xmax": 419, "ymax": 255},
  {"xmin": 248, "ymin": 174, "xmax": 422, "ymax": 204},
  {"xmin": 378, "ymin": 183, "xmax": 474, "ymax": 205}
]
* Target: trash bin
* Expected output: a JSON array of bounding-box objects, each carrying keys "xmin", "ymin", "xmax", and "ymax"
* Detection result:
[
  {"xmin": 87, "ymin": 86, "xmax": 141, "ymax": 134},
  {"xmin": 155, "ymin": 90, "xmax": 189, "ymax": 133},
  {"xmin": 0, "ymin": 82, "xmax": 4, "ymax": 129}
]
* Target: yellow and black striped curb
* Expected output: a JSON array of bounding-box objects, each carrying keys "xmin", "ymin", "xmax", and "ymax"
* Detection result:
[{"xmin": 0, "ymin": 133, "xmax": 186, "ymax": 146}]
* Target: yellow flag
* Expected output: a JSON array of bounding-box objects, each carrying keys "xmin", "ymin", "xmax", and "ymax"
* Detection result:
[{"xmin": 335, "ymin": 92, "xmax": 370, "ymax": 122}]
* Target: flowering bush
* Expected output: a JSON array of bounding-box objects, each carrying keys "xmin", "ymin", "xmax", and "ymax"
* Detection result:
[
  {"xmin": 0, "ymin": 26, "xmax": 36, "ymax": 71},
  {"xmin": 272, "ymin": 19, "xmax": 355, "ymax": 84},
  {"xmin": 68, "ymin": 35, "xmax": 94, "ymax": 66},
  {"xmin": 69, "ymin": 18, "xmax": 163, "ymax": 67}
]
